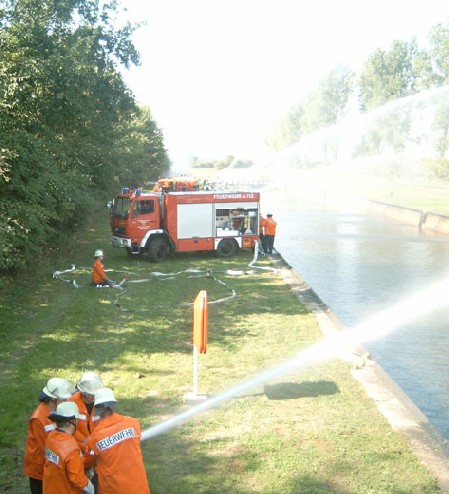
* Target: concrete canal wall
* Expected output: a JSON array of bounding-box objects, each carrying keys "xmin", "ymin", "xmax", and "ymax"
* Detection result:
[
  {"xmin": 325, "ymin": 193, "xmax": 449, "ymax": 236},
  {"xmin": 422, "ymin": 211, "xmax": 449, "ymax": 235},
  {"xmin": 276, "ymin": 257, "xmax": 449, "ymax": 492}
]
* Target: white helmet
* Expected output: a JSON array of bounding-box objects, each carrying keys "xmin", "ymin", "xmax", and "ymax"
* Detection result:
[
  {"xmin": 53, "ymin": 401, "xmax": 80, "ymax": 419},
  {"xmin": 94, "ymin": 387, "xmax": 117, "ymax": 406},
  {"xmin": 40, "ymin": 377, "xmax": 65, "ymax": 400},
  {"xmin": 94, "ymin": 249, "xmax": 103, "ymax": 257},
  {"xmin": 53, "ymin": 379, "xmax": 76, "ymax": 400},
  {"xmin": 77, "ymin": 372, "xmax": 104, "ymax": 394}
]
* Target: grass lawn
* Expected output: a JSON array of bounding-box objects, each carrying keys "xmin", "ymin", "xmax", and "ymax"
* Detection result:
[
  {"xmin": 0, "ymin": 206, "xmax": 443, "ymax": 493},
  {"xmin": 326, "ymin": 175, "xmax": 449, "ymax": 215},
  {"xmin": 271, "ymin": 167, "xmax": 449, "ymax": 216}
]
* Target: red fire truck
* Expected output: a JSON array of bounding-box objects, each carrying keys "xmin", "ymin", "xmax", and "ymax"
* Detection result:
[{"xmin": 110, "ymin": 188, "xmax": 260, "ymax": 261}]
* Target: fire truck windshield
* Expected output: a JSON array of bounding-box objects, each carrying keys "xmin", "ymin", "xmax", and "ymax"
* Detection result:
[{"xmin": 111, "ymin": 197, "xmax": 131, "ymax": 219}]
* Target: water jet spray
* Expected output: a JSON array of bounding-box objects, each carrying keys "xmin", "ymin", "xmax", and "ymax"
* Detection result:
[{"xmin": 141, "ymin": 274, "xmax": 449, "ymax": 442}]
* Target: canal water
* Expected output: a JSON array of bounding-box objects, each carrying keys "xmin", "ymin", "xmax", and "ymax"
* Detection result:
[{"xmin": 263, "ymin": 188, "xmax": 449, "ymax": 441}]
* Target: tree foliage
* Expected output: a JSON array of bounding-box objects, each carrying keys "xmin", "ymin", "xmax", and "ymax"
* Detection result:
[
  {"xmin": 266, "ymin": 18, "xmax": 449, "ymax": 176},
  {"xmin": 427, "ymin": 23, "xmax": 449, "ymax": 157},
  {"xmin": 190, "ymin": 155, "xmax": 254, "ymax": 170},
  {"xmin": 357, "ymin": 31, "xmax": 449, "ymax": 158},
  {"xmin": 266, "ymin": 65, "xmax": 354, "ymax": 153},
  {"xmin": 0, "ymin": 0, "xmax": 169, "ymax": 272},
  {"xmin": 358, "ymin": 40, "xmax": 421, "ymax": 111}
]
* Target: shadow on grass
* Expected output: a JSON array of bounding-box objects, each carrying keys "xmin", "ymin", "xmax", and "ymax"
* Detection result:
[
  {"xmin": 1, "ymin": 213, "xmax": 440, "ymax": 494},
  {"xmin": 138, "ymin": 410, "xmax": 341, "ymax": 494},
  {"xmin": 235, "ymin": 380, "xmax": 339, "ymax": 401},
  {"xmin": 139, "ymin": 400, "xmax": 421, "ymax": 494},
  {"xmin": 264, "ymin": 380, "xmax": 339, "ymax": 400}
]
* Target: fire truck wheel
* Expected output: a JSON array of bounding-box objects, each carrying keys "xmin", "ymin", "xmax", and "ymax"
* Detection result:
[
  {"xmin": 148, "ymin": 237, "xmax": 168, "ymax": 262},
  {"xmin": 216, "ymin": 239, "xmax": 238, "ymax": 258}
]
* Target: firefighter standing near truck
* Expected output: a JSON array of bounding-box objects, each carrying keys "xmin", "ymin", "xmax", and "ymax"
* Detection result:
[
  {"xmin": 87, "ymin": 388, "xmax": 150, "ymax": 494},
  {"xmin": 261, "ymin": 213, "xmax": 277, "ymax": 254},
  {"xmin": 259, "ymin": 214, "xmax": 267, "ymax": 254},
  {"xmin": 24, "ymin": 378, "xmax": 76, "ymax": 494},
  {"xmin": 91, "ymin": 250, "xmax": 114, "ymax": 287},
  {"xmin": 43, "ymin": 402, "xmax": 94, "ymax": 494}
]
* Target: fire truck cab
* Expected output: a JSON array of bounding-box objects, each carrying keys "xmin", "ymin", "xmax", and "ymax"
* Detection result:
[{"xmin": 110, "ymin": 188, "xmax": 260, "ymax": 262}]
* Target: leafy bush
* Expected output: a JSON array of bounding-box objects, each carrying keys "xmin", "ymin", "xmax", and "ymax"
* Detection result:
[
  {"xmin": 423, "ymin": 157, "xmax": 449, "ymax": 180},
  {"xmin": 0, "ymin": 0, "xmax": 169, "ymax": 274}
]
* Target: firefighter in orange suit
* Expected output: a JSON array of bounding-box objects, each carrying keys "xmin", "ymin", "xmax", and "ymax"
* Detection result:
[
  {"xmin": 69, "ymin": 372, "xmax": 103, "ymax": 487},
  {"xmin": 24, "ymin": 378, "xmax": 76, "ymax": 494},
  {"xmin": 43, "ymin": 402, "xmax": 94, "ymax": 494},
  {"xmin": 91, "ymin": 249, "xmax": 114, "ymax": 286},
  {"xmin": 69, "ymin": 372, "xmax": 104, "ymax": 439},
  {"xmin": 261, "ymin": 213, "xmax": 277, "ymax": 254},
  {"xmin": 259, "ymin": 214, "xmax": 267, "ymax": 254},
  {"xmin": 87, "ymin": 388, "xmax": 151, "ymax": 494}
]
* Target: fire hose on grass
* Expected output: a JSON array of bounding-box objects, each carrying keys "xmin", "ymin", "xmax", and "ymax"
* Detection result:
[{"xmin": 52, "ymin": 242, "xmax": 277, "ymax": 311}]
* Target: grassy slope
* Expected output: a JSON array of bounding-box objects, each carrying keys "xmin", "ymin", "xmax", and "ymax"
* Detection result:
[
  {"xmin": 291, "ymin": 168, "xmax": 449, "ymax": 215},
  {"xmin": 0, "ymin": 207, "xmax": 442, "ymax": 493}
]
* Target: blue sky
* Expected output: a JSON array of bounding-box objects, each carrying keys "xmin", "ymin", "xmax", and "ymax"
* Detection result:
[{"xmin": 118, "ymin": 0, "xmax": 449, "ymax": 167}]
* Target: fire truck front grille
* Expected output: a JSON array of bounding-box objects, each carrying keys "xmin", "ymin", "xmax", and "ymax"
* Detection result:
[{"xmin": 113, "ymin": 226, "xmax": 126, "ymax": 235}]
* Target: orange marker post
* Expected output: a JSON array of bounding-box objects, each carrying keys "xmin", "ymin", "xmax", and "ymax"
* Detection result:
[
  {"xmin": 193, "ymin": 290, "xmax": 208, "ymax": 354},
  {"xmin": 184, "ymin": 290, "xmax": 208, "ymax": 401}
]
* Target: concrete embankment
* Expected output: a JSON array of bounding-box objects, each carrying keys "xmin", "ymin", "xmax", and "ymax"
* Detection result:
[
  {"xmin": 422, "ymin": 212, "xmax": 449, "ymax": 235},
  {"xmin": 324, "ymin": 193, "xmax": 449, "ymax": 235},
  {"xmin": 273, "ymin": 255, "xmax": 449, "ymax": 493}
]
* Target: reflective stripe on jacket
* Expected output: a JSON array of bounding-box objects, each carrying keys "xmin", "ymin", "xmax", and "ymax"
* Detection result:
[
  {"xmin": 43, "ymin": 430, "xmax": 89, "ymax": 493},
  {"xmin": 69, "ymin": 392, "xmax": 97, "ymax": 469},
  {"xmin": 87, "ymin": 413, "xmax": 150, "ymax": 494},
  {"xmin": 24, "ymin": 403, "xmax": 57, "ymax": 480}
]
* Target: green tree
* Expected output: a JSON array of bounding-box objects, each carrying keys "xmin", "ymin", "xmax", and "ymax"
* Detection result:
[
  {"xmin": 356, "ymin": 39, "xmax": 431, "ymax": 156},
  {"xmin": 358, "ymin": 39, "xmax": 425, "ymax": 111},
  {"xmin": 0, "ymin": 0, "xmax": 168, "ymax": 272},
  {"xmin": 265, "ymin": 104, "xmax": 304, "ymax": 152},
  {"xmin": 301, "ymin": 65, "xmax": 354, "ymax": 132},
  {"xmin": 426, "ymin": 22, "xmax": 449, "ymax": 159},
  {"xmin": 112, "ymin": 105, "xmax": 170, "ymax": 188},
  {"xmin": 266, "ymin": 65, "xmax": 354, "ymax": 163},
  {"xmin": 428, "ymin": 22, "xmax": 449, "ymax": 85}
]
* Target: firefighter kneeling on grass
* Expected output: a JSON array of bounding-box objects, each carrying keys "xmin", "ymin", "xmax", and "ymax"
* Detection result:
[
  {"xmin": 91, "ymin": 250, "xmax": 115, "ymax": 287},
  {"xmin": 87, "ymin": 388, "xmax": 151, "ymax": 494}
]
